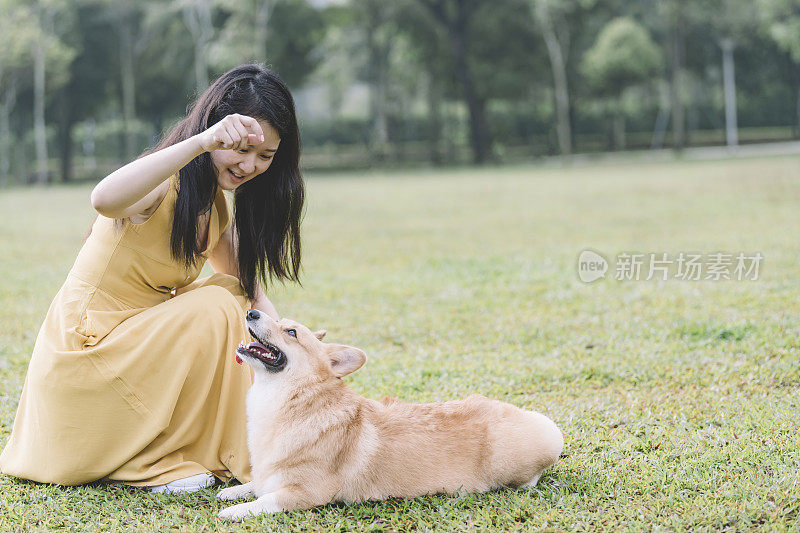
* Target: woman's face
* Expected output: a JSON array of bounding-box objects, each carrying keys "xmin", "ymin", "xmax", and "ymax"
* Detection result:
[{"xmin": 210, "ymin": 120, "xmax": 282, "ymax": 191}]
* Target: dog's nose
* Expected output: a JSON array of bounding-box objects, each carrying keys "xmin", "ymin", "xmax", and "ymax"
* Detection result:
[{"xmin": 246, "ymin": 309, "xmax": 261, "ymax": 321}]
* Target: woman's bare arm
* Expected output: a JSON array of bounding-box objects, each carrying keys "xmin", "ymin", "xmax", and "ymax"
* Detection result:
[
  {"xmin": 90, "ymin": 114, "xmax": 265, "ymax": 219},
  {"xmin": 208, "ymin": 223, "xmax": 280, "ymax": 320},
  {"xmin": 91, "ymin": 137, "xmax": 206, "ymax": 219}
]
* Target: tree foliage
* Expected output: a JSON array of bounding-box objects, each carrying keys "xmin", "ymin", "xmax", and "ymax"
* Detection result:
[
  {"xmin": 759, "ymin": 0, "xmax": 800, "ymax": 62},
  {"xmin": 2, "ymin": 0, "xmax": 800, "ymax": 182},
  {"xmin": 581, "ymin": 17, "xmax": 661, "ymax": 96}
]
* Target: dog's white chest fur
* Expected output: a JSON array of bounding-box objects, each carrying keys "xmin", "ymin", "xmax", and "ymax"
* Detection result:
[{"xmin": 245, "ymin": 379, "xmax": 286, "ymax": 497}]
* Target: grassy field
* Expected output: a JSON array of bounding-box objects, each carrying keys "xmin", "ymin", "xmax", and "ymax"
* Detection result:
[{"xmin": 1, "ymin": 155, "xmax": 799, "ymax": 531}]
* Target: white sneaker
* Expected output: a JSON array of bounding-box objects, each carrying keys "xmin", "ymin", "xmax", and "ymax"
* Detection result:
[{"xmin": 149, "ymin": 472, "xmax": 216, "ymax": 494}]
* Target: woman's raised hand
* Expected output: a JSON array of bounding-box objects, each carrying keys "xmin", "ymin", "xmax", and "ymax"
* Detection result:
[{"xmin": 198, "ymin": 114, "xmax": 265, "ymax": 152}]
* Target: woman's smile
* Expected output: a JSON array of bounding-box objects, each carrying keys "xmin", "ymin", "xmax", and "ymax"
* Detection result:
[{"xmin": 229, "ymin": 169, "xmax": 247, "ymax": 183}]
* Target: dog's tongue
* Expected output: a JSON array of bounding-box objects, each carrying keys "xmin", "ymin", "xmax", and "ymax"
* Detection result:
[{"xmin": 235, "ymin": 354, "xmax": 243, "ymax": 365}]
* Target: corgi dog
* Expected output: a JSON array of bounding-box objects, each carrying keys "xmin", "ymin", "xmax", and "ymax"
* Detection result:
[{"xmin": 217, "ymin": 309, "xmax": 563, "ymax": 521}]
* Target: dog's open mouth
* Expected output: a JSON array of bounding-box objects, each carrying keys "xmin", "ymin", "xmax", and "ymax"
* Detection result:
[{"xmin": 236, "ymin": 329, "xmax": 286, "ymax": 370}]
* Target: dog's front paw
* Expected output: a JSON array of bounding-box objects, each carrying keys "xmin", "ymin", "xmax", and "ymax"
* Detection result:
[
  {"xmin": 217, "ymin": 482, "xmax": 253, "ymax": 501},
  {"xmin": 218, "ymin": 502, "xmax": 259, "ymax": 521},
  {"xmin": 218, "ymin": 493, "xmax": 283, "ymax": 521}
]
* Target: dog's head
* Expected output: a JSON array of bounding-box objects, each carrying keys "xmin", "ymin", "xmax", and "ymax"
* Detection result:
[{"xmin": 236, "ymin": 309, "xmax": 366, "ymax": 381}]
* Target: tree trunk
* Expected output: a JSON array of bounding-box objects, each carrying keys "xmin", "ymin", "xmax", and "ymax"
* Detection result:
[
  {"xmin": 33, "ymin": 34, "xmax": 48, "ymax": 184},
  {"xmin": 57, "ymin": 92, "xmax": 75, "ymax": 182},
  {"xmin": 720, "ymin": 38, "xmax": 738, "ymax": 147},
  {"xmin": 426, "ymin": 69, "xmax": 442, "ymax": 166},
  {"xmin": 365, "ymin": 1, "xmax": 390, "ymax": 163},
  {"xmin": 796, "ymin": 84, "xmax": 800, "ymax": 139},
  {"xmin": 418, "ymin": 0, "xmax": 491, "ymax": 163},
  {"xmin": 650, "ymin": 80, "xmax": 670, "ymax": 149},
  {"xmin": 669, "ymin": 7, "xmax": 685, "ymax": 150},
  {"xmin": 83, "ymin": 118, "xmax": 97, "ymax": 174},
  {"xmin": 369, "ymin": 86, "xmax": 389, "ymax": 164},
  {"xmin": 535, "ymin": 0, "xmax": 572, "ymax": 155},
  {"xmin": 119, "ymin": 18, "xmax": 136, "ymax": 161},
  {"xmin": 255, "ymin": 0, "xmax": 271, "ymax": 62},
  {"xmin": 613, "ymin": 112, "xmax": 626, "ymax": 150},
  {"xmin": 0, "ymin": 83, "xmax": 16, "ymax": 186},
  {"xmin": 450, "ymin": 0, "xmax": 491, "ymax": 164},
  {"xmin": 183, "ymin": 0, "xmax": 213, "ymax": 92}
]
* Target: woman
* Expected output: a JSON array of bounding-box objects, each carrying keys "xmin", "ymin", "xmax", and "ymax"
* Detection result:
[{"xmin": 0, "ymin": 64, "xmax": 303, "ymax": 493}]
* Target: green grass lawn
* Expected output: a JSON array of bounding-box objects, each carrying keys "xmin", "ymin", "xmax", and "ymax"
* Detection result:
[{"xmin": 1, "ymin": 156, "xmax": 799, "ymax": 531}]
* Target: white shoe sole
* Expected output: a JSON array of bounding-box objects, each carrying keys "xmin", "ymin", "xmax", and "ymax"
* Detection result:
[{"xmin": 149, "ymin": 472, "xmax": 216, "ymax": 494}]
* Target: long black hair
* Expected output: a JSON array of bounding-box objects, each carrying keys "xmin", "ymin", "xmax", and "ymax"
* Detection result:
[{"xmin": 151, "ymin": 64, "xmax": 303, "ymax": 300}]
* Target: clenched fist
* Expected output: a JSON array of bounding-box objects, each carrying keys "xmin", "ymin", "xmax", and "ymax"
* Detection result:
[{"xmin": 197, "ymin": 114, "xmax": 265, "ymax": 152}]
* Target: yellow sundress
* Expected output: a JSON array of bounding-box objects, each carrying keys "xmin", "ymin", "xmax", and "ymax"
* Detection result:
[{"xmin": 0, "ymin": 175, "xmax": 254, "ymax": 486}]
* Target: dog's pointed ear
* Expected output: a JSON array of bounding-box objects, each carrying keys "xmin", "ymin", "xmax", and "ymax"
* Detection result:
[
  {"xmin": 313, "ymin": 329, "xmax": 327, "ymax": 340},
  {"xmin": 326, "ymin": 344, "xmax": 366, "ymax": 377}
]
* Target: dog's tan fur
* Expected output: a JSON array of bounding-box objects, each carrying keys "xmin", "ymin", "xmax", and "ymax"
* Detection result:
[{"xmin": 217, "ymin": 312, "xmax": 563, "ymax": 520}]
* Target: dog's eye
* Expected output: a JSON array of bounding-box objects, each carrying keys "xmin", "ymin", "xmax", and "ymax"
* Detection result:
[{"xmin": 286, "ymin": 329, "xmax": 297, "ymax": 338}]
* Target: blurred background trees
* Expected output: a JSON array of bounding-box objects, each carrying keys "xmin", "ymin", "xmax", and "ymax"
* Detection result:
[
  {"xmin": 2, "ymin": 0, "xmax": 799, "ymax": 184},
  {"xmin": 581, "ymin": 16, "xmax": 661, "ymax": 150}
]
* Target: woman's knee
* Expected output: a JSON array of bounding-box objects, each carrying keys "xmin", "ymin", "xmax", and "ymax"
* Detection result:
[{"xmin": 179, "ymin": 285, "xmax": 247, "ymax": 320}]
